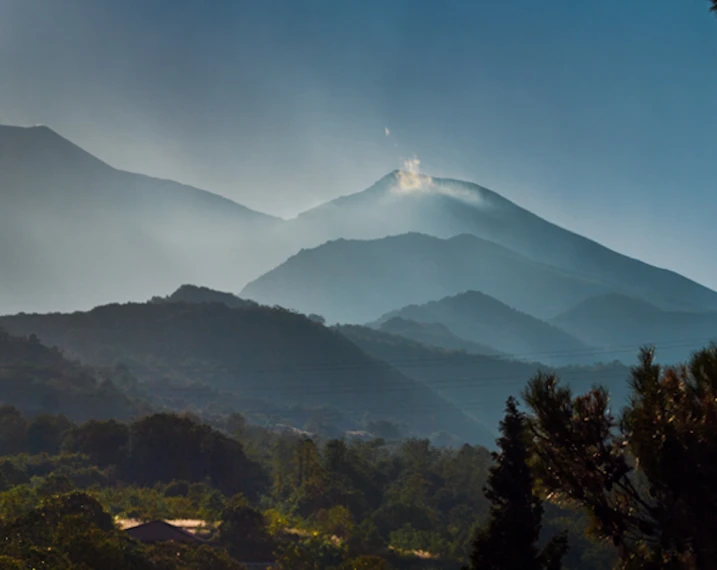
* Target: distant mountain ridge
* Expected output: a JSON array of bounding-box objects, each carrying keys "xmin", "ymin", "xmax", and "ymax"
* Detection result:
[
  {"xmin": 0, "ymin": 125, "xmax": 276, "ymax": 221},
  {"xmin": 373, "ymin": 291, "xmax": 590, "ymax": 365},
  {"xmin": 241, "ymin": 232, "xmax": 613, "ymax": 323},
  {"xmin": 376, "ymin": 316, "xmax": 505, "ymax": 357},
  {"xmin": 3, "ymin": 122, "xmax": 717, "ymax": 372},
  {"xmin": 0, "ymin": 125, "xmax": 282, "ymax": 315},
  {"xmin": 552, "ymin": 293, "xmax": 717, "ymax": 364},
  {"xmin": 292, "ymin": 171, "xmax": 717, "ymax": 313}
]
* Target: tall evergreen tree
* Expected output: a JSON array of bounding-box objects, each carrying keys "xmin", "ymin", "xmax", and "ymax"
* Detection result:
[{"xmin": 467, "ymin": 397, "xmax": 567, "ymax": 570}]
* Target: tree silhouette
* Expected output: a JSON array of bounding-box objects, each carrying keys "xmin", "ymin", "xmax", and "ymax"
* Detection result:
[
  {"xmin": 524, "ymin": 345, "xmax": 717, "ymax": 569},
  {"xmin": 467, "ymin": 397, "xmax": 567, "ymax": 570}
]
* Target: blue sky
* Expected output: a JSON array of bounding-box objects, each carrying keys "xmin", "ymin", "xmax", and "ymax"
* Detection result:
[{"xmin": 1, "ymin": 0, "xmax": 716, "ymax": 288}]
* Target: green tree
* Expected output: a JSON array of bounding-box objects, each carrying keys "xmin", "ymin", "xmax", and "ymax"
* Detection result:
[
  {"xmin": 218, "ymin": 493, "xmax": 276, "ymax": 562},
  {"xmin": 274, "ymin": 534, "xmax": 345, "ymax": 570},
  {"xmin": 65, "ymin": 418, "xmax": 129, "ymax": 468},
  {"xmin": 0, "ymin": 405, "xmax": 27, "ymax": 456},
  {"xmin": 524, "ymin": 345, "xmax": 717, "ymax": 569},
  {"xmin": 467, "ymin": 397, "xmax": 567, "ymax": 570},
  {"xmin": 226, "ymin": 412, "xmax": 247, "ymax": 438},
  {"xmin": 25, "ymin": 414, "xmax": 73, "ymax": 455},
  {"xmin": 0, "ymin": 491, "xmax": 151, "ymax": 569},
  {"xmin": 126, "ymin": 413, "xmax": 266, "ymax": 497},
  {"xmin": 0, "ymin": 459, "xmax": 29, "ymax": 492}
]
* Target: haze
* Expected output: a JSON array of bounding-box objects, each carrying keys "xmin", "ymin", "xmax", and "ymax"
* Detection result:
[{"xmin": 1, "ymin": 0, "xmax": 716, "ymax": 289}]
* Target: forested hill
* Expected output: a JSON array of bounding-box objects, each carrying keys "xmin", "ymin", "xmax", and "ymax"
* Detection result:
[
  {"xmin": 0, "ymin": 329, "xmax": 147, "ymax": 421},
  {"xmin": 0, "ymin": 302, "xmax": 493, "ymax": 445},
  {"xmin": 150, "ymin": 284, "xmax": 259, "ymax": 309}
]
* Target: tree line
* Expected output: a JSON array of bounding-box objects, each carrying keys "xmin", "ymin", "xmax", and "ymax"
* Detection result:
[{"xmin": 2, "ymin": 343, "xmax": 717, "ymax": 568}]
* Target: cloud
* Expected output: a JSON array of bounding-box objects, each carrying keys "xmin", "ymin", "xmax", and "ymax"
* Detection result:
[{"xmin": 384, "ymin": 126, "xmax": 390, "ymax": 136}]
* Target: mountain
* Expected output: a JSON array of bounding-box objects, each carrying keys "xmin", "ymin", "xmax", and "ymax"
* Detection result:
[
  {"xmin": 0, "ymin": 300, "xmax": 494, "ymax": 445},
  {"xmin": 292, "ymin": 171, "xmax": 717, "ymax": 313},
  {"xmin": 0, "ymin": 125, "xmax": 282, "ymax": 315},
  {"xmin": 0, "ymin": 328, "xmax": 147, "ymax": 421},
  {"xmin": 552, "ymin": 293, "xmax": 717, "ymax": 364},
  {"xmin": 376, "ymin": 316, "xmax": 504, "ymax": 357},
  {"xmin": 336, "ymin": 324, "xmax": 632, "ymax": 434},
  {"xmin": 241, "ymin": 232, "xmax": 612, "ymax": 324},
  {"xmin": 151, "ymin": 284, "xmax": 259, "ymax": 309},
  {"xmin": 373, "ymin": 291, "xmax": 590, "ymax": 365}
]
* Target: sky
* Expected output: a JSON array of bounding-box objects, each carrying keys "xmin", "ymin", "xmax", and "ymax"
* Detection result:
[{"xmin": 1, "ymin": 0, "xmax": 716, "ymax": 288}]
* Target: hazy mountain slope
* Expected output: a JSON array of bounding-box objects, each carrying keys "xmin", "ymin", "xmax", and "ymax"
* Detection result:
[
  {"xmin": 293, "ymin": 171, "xmax": 717, "ymax": 313},
  {"xmin": 377, "ymin": 317, "xmax": 504, "ymax": 357},
  {"xmin": 374, "ymin": 291, "xmax": 590, "ymax": 365},
  {"xmin": 0, "ymin": 329, "xmax": 147, "ymax": 421},
  {"xmin": 241, "ymin": 232, "xmax": 612, "ymax": 323},
  {"xmin": 552, "ymin": 293, "xmax": 717, "ymax": 364},
  {"xmin": 0, "ymin": 125, "xmax": 282, "ymax": 314},
  {"xmin": 337, "ymin": 324, "xmax": 632, "ymax": 434},
  {"xmin": 0, "ymin": 302, "xmax": 493, "ymax": 445}
]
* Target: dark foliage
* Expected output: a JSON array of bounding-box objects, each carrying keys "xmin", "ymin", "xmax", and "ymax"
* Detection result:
[
  {"xmin": 146, "ymin": 542, "xmax": 245, "ymax": 570},
  {"xmin": 468, "ymin": 398, "xmax": 567, "ymax": 570},
  {"xmin": 0, "ymin": 329, "xmax": 147, "ymax": 421},
  {"xmin": 219, "ymin": 494, "xmax": 276, "ymax": 561},
  {"xmin": 524, "ymin": 345, "xmax": 717, "ymax": 568},
  {"xmin": 0, "ymin": 492, "xmax": 151, "ymax": 569}
]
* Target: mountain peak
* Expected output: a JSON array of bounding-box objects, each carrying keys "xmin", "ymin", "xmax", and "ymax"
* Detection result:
[
  {"xmin": 296, "ymin": 171, "xmax": 504, "ymax": 223},
  {"xmin": 0, "ymin": 123, "xmax": 107, "ymax": 170},
  {"xmin": 0, "ymin": 123, "xmax": 70, "ymax": 144}
]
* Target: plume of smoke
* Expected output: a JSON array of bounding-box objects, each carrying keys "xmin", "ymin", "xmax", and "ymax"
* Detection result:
[
  {"xmin": 393, "ymin": 157, "xmax": 484, "ymax": 207},
  {"xmin": 396, "ymin": 157, "xmax": 434, "ymax": 192},
  {"xmin": 384, "ymin": 126, "xmax": 390, "ymax": 136}
]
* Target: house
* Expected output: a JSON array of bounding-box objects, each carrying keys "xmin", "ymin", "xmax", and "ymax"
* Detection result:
[
  {"xmin": 122, "ymin": 519, "xmax": 275, "ymax": 568},
  {"xmin": 124, "ymin": 520, "xmax": 205, "ymax": 544}
]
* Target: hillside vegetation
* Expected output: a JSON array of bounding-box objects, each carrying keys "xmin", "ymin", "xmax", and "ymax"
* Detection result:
[
  {"xmin": 0, "ymin": 302, "xmax": 491, "ymax": 445},
  {"xmin": 0, "ymin": 329, "xmax": 147, "ymax": 422}
]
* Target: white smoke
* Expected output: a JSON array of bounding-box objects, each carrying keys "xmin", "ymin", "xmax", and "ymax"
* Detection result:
[
  {"xmin": 395, "ymin": 157, "xmax": 434, "ymax": 192},
  {"xmin": 393, "ymin": 157, "xmax": 483, "ymax": 206}
]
